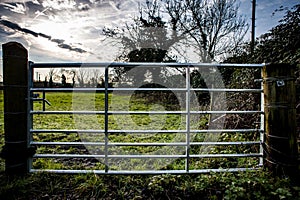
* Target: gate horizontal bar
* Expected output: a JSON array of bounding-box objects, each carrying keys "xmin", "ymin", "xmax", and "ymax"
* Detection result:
[
  {"xmin": 30, "ymin": 88, "xmax": 262, "ymax": 93},
  {"xmin": 30, "ymin": 110, "xmax": 263, "ymax": 115},
  {"xmin": 30, "ymin": 129, "xmax": 105, "ymax": 134},
  {"xmin": 30, "ymin": 129, "xmax": 263, "ymax": 134},
  {"xmin": 192, "ymin": 88, "xmax": 262, "ymax": 92},
  {"xmin": 31, "ymin": 141, "xmax": 261, "ymax": 146},
  {"xmin": 190, "ymin": 153, "xmax": 262, "ymax": 158},
  {"xmin": 30, "ymin": 62, "xmax": 265, "ymax": 69},
  {"xmin": 33, "ymin": 153, "xmax": 262, "ymax": 159},
  {"xmin": 30, "ymin": 167, "xmax": 260, "ymax": 174}
]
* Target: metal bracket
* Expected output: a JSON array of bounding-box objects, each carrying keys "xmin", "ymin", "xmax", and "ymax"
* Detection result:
[
  {"xmin": 32, "ymin": 93, "xmax": 51, "ymax": 106},
  {"xmin": 254, "ymin": 79, "xmax": 263, "ymax": 83},
  {"xmin": 263, "ymin": 76, "xmax": 295, "ymax": 86},
  {"xmin": 32, "ymin": 98, "xmax": 51, "ymax": 106},
  {"xmin": 276, "ymin": 80, "xmax": 285, "ymax": 87}
]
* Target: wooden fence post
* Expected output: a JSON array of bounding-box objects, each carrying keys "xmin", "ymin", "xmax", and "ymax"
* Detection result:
[
  {"xmin": 1, "ymin": 42, "xmax": 32, "ymax": 175},
  {"xmin": 263, "ymin": 63, "xmax": 298, "ymax": 177}
]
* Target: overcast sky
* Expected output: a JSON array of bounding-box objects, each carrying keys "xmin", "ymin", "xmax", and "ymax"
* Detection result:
[{"xmin": 0, "ymin": 0, "xmax": 299, "ymax": 70}]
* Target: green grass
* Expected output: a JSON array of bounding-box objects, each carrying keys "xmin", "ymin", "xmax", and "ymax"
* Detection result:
[
  {"xmin": 28, "ymin": 91, "xmax": 262, "ymax": 171},
  {"xmin": 0, "ymin": 91, "xmax": 299, "ymax": 199},
  {"xmin": 0, "ymin": 169, "xmax": 299, "ymax": 199}
]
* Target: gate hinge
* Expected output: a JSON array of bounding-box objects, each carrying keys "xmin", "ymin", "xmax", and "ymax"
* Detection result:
[{"xmin": 0, "ymin": 145, "xmax": 37, "ymax": 159}]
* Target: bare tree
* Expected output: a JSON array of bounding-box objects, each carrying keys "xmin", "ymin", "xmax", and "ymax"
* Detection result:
[
  {"xmin": 76, "ymin": 68, "xmax": 89, "ymax": 87},
  {"xmin": 58, "ymin": 68, "xmax": 77, "ymax": 87},
  {"xmin": 71, "ymin": 69, "xmax": 76, "ymax": 87},
  {"xmin": 103, "ymin": 0, "xmax": 182, "ymax": 62},
  {"xmin": 89, "ymin": 69, "xmax": 103, "ymax": 87},
  {"xmin": 165, "ymin": 0, "xmax": 248, "ymax": 61},
  {"xmin": 103, "ymin": 0, "xmax": 185, "ymax": 83},
  {"xmin": 47, "ymin": 68, "xmax": 59, "ymax": 88},
  {"xmin": 104, "ymin": 0, "xmax": 248, "ymax": 62}
]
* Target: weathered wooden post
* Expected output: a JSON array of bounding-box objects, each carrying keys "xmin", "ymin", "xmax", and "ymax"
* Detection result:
[
  {"xmin": 263, "ymin": 63, "xmax": 298, "ymax": 177},
  {"xmin": 1, "ymin": 42, "xmax": 32, "ymax": 175}
]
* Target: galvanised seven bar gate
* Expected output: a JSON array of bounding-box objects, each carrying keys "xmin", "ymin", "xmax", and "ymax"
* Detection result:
[
  {"xmin": 27, "ymin": 62, "xmax": 265, "ymax": 174},
  {"xmin": 3, "ymin": 42, "xmax": 298, "ymax": 176}
]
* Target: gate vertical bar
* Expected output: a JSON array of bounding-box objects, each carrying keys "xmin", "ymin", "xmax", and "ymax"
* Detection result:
[
  {"xmin": 42, "ymin": 90, "xmax": 46, "ymax": 111},
  {"xmin": 27, "ymin": 61, "xmax": 34, "ymax": 171},
  {"xmin": 104, "ymin": 65, "xmax": 109, "ymax": 173},
  {"xmin": 259, "ymin": 66, "xmax": 264, "ymax": 166},
  {"xmin": 1, "ymin": 42, "xmax": 30, "ymax": 175},
  {"xmin": 185, "ymin": 65, "xmax": 191, "ymax": 172}
]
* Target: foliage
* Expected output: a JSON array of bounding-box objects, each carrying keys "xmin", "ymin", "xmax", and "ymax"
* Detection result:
[
  {"xmin": 0, "ymin": 170, "xmax": 299, "ymax": 199},
  {"xmin": 226, "ymin": 4, "xmax": 300, "ymax": 64},
  {"xmin": 147, "ymin": 170, "xmax": 299, "ymax": 200},
  {"xmin": 224, "ymin": 3, "xmax": 300, "ymax": 146},
  {"xmin": 223, "ymin": 4, "xmax": 300, "ymax": 139},
  {"xmin": 253, "ymin": 4, "xmax": 300, "ymax": 64}
]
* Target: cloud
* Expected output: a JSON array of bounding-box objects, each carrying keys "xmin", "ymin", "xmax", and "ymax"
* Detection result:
[
  {"xmin": 51, "ymin": 38, "xmax": 65, "ymax": 43},
  {"xmin": 58, "ymin": 43, "xmax": 87, "ymax": 53},
  {"xmin": 0, "ymin": 19, "xmax": 88, "ymax": 54},
  {"xmin": 0, "ymin": 0, "xmax": 143, "ymax": 62},
  {"xmin": 41, "ymin": 0, "xmax": 77, "ymax": 11},
  {"xmin": 31, "ymin": 0, "xmax": 40, "ymax": 5},
  {"xmin": 0, "ymin": 2, "xmax": 26, "ymax": 14},
  {"xmin": 38, "ymin": 32, "xmax": 51, "ymax": 39},
  {"xmin": 0, "ymin": 19, "xmax": 39, "ymax": 36},
  {"xmin": 78, "ymin": 3, "xmax": 90, "ymax": 11}
]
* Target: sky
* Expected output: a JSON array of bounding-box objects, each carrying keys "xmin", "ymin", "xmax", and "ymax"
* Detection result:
[{"xmin": 0, "ymin": 0, "xmax": 299, "ymax": 78}]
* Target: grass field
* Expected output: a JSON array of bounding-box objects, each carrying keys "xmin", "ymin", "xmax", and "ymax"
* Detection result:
[
  {"xmin": 0, "ymin": 90, "xmax": 299, "ymax": 199},
  {"xmin": 30, "ymin": 91, "xmax": 261, "ymax": 171}
]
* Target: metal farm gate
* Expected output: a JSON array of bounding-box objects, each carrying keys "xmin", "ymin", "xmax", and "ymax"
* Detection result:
[
  {"xmin": 26, "ymin": 62, "xmax": 265, "ymax": 174},
  {"xmin": 3, "ymin": 42, "xmax": 298, "ymax": 176}
]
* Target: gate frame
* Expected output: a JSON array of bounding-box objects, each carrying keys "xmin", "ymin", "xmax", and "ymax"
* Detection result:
[{"xmin": 1, "ymin": 42, "xmax": 298, "ymax": 176}]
